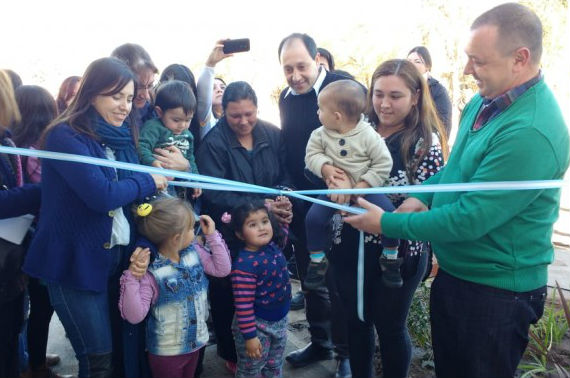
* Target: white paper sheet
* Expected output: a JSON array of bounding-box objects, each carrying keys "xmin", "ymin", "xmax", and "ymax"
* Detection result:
[{"xmin": 0, "ymin": 214, "xmax": 34, "ymax": 245}]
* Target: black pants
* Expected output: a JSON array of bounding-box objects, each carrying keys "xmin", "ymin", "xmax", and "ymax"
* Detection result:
[
  {"xmin": 430, "ymin": 269, "xmax": 546, "ymax": 378},
  {"xmin": 208, "ymin": 276, "xmax": 238, "ymax": 363},
  {"xmin": 329, "ymin": 221, "xmax": 429, "ymax": 378},
  {"xmin": 108, "ymin": 247, "xmax": 126, "ymax": 378},
  {"xmin": 333, "ymin": 239, "xmax": 427, "ymax": 378},
  {"xmin": 27, "ymin": 277, "xmax": 55, "ymax": 369},
  {"xmin": 0, "ymin": 293, "xmax": 25, "ymax": 378},
  {"xmin": 290, "ymin": 200, "xmax": 348, "ymax": 358}
]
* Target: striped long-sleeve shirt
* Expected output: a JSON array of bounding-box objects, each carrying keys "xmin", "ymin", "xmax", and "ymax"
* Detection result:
[{"xmin": 230, "ymin": 242, "xmax": 291, "ymax": 339}]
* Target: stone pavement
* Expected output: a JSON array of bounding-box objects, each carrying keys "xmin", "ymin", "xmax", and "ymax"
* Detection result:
[
  {"xmin": 47, "ymin": 279, "xmax": 337, "ymax": 378},
  {"xmin": 47, "ymin": 249, "xmax": 570, "ymax": 377}
]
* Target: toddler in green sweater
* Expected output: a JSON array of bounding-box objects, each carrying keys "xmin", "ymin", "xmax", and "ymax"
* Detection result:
[{"xmin": 138, "ymin": 80, "xmax": 201, "ymax": 198}]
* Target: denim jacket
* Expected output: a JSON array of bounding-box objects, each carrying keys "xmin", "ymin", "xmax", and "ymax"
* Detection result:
[{"xmin": 146, "ymin": 245, "xmax": 209, "ymax": 356}]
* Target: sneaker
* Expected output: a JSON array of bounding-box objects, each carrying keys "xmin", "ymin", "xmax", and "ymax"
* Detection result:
[
  {"xmin": 379, "ymin": 256, "xmax": 403, "ymax": 288},
  {"xmin": 303, "ymin": 257, "xmax": 328, "ymax": 291}
]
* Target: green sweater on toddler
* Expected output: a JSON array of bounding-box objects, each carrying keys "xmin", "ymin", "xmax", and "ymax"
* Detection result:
[
  {"xmin": 382, "ymin": 79, "xmax": 569, "ymax": 292},
  {"xmin": 138, "ymin": 118, "xmax": 198, "ymax": 173}
]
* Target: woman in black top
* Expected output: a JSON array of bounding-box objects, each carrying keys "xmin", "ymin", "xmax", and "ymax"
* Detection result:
[
  {"xmin": 408, "ymin": 46, "xmax": 453, "ymax": 137},
  {"xmin": 197, "ymin": 81, "xmax": 293, "ymax": 371},
  {"xmin": 328, "ymin": 60, "xmax": 447, "ymax": 378}
]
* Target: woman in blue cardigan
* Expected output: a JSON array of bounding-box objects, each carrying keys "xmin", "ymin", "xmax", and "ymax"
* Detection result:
[{"xmin": 23, "ymin": 57, "xmax": 167, "ymax": 378}]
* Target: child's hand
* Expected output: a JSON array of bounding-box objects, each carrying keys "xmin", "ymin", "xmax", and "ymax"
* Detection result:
[
  {"xmin": 199, "ymin": 215, "xmax": 216, "ymax": 235},
  {"xmin": 192, "ymin": 188, "xmax": 202, "ymax": 198},
  {"xmin": 351, "ymin": 181, "xmax": 371, "ymax": 202},
  {"xmin": 321, "ymin": 164, "xmax": 346, "ymax": 183},
  {"xmin": 245, "ymin": 337, "xmax": 262, "ymax": 359},
  {"xmin": 328, "ymin": 174, "xmax": 352, "ymax": 204},
  {"xmin": 128, "ymin": 247, "xmax": 150, "ymax": 279}
]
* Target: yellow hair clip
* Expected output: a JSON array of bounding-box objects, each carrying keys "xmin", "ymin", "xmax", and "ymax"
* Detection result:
[{"xmin": 137, "ymin": 203, "xmax": 153, "ymax": 217}]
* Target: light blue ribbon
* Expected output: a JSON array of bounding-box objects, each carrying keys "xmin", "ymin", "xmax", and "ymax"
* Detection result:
[
  {"xmin": 3, "ymin": 145, "xmax": 566, "ymax": 198},
  {"xmin": 0, "ymin": 146, "xmax": 366, "ymax": 214},
  {"xmin": 3, "ymin": 145, "xmax": 567, "ymax": 324},
  {"xmin": 357, "ymin": 231, "xmax": 365, "ymax": 322},
  {"xmin": 2, "ymin": 145, "xmax": 566, "ymax": 214},
  {"xmin": 297, "ymin": 180, "xmax": 566, "ymax": 195}
]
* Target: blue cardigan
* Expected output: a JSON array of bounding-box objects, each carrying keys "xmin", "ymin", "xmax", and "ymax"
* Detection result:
[
  {"xmin": 0, "ymin": 184, "xmax": 40, "ymax": 218},
  {"xmin": 23, "ymin": 123, "xmax": 156, "ymax": 292}
]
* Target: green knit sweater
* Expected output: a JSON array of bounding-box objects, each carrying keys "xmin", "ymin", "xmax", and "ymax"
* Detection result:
[
  {"xmin": 138, "ymin": 118, "xmax": 198, "ymax": 173},
  {"xmin": 382, "ymin": 80, "xmax": 569, "ymax": 292}
]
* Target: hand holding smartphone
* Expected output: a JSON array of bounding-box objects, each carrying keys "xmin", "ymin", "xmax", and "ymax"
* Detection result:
[{"xmin": 222, "ymin": 38, "xmax": 250, "ymax": 54}]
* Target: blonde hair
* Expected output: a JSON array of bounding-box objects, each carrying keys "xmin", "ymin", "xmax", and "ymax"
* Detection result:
[
  {"xmin": 0, "ymin": 70, "xmax": 21, "ymax": 130},
  {"xmin": 134, "ymin": 197, "xmax": 195, "ymax": 246}
]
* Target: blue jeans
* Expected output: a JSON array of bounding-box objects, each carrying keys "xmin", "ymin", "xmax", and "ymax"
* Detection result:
[
  {"xmin": 430, "ymin": 269, "xmax": 547, "ymax": 378},
  {"xmin": 47, "ymin": 282, "xmax": 112, "ymax": 377},
  {"xmin": 306, "ymin": 194, "xmax": 398, "ymax": 252},
  {"xmin": 46, "ymin": 247, "xmax": 121, "ymax": 378}
]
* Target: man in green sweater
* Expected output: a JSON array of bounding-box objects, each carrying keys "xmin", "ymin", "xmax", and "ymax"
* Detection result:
[{"xmin": 345, "ymin": 3, "xmax": 569, "ymax": 378}]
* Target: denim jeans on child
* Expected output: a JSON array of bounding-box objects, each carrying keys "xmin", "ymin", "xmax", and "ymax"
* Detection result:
[{"xmin": 430, "ymin": 269, "xmax": 546, "ymax": 378}]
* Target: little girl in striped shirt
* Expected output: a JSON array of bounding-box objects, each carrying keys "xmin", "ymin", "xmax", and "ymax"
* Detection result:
[{"xmin": 226, "ymin": 200, "xmax": 291, "ymax": 378}]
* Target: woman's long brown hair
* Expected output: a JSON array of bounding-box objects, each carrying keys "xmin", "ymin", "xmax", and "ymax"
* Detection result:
[{"xmin": 367, "ymin": 59, "xmax": 449, "ymax": 183}]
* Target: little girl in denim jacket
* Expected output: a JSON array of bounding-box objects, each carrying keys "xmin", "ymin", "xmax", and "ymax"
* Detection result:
[{"xmin": 119, "ymin": 197, "xmax": 231, "ymax": 378}]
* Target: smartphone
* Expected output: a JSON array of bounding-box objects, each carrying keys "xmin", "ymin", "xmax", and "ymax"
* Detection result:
[{"xmin": 223, "ymin": 38, "xmax": 250, "ymax": 54}]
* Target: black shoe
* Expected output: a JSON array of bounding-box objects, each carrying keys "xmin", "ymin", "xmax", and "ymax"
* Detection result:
[
  {"xmin": 290, "ymin": 291, "xmax": 305, "ymax": 311},
  {"xmin": 87, "ymin": 353, "xmax": 113, "ymax": 378},
  {"xmin": 285, "ymin": 342, "xmax": 334, "ymax": 368},
  {"xmin": 303, "ymin": 257, "xmax": 328, "ymax": 291},
  {"xmin": 45, "ymin": 354, "xmax": 61, "ymax": 367},
  {"xmin": 335, "ymin": 358, "xmax": 352, "ymax": 378},
  {"xmin": 379, "ymin": 256, "xmax": 403, "ymax": 288}
]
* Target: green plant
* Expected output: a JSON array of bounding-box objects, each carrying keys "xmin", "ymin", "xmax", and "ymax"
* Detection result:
[
  {"xmin": 555, "ymin": 281, "xmax": 570, "ymax": 328},
  {"xmin": 407, "ymin": 281, "xmax": 433, "ymax": 362},
  {"xmin": 518, "ymin": 283, "xmax": 570, "ymax": 377}
]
